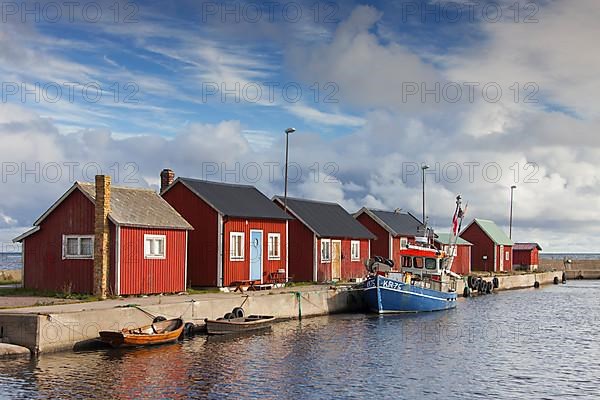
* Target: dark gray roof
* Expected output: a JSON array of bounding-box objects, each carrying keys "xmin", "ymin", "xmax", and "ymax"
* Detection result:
[
  {"xmin": 357, "ymin": 208, "xmax": 424, "ymax": 237},
  {"xmin": 275, "ymin": 197, "xmax": 375, "ymax": 239},
  {"xmin": 175, "ymin": 178, "xmax": 290, "ymax": 220},
  {"xmin": 78, "ymin": 183, "xmax": 192, "ymax": 230}
]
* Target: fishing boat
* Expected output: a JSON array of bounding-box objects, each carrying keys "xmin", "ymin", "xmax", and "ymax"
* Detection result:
[
  {"xmin": 98, "ymin": 318, "xmax": 184, "ymax": 348},
  {"xmin": 363, "ymin": 195, "xmax": 466, "ymax": 313},
  {"xmin": 205, "ymin": 315, "xmax": 276, "ymax": 335}
]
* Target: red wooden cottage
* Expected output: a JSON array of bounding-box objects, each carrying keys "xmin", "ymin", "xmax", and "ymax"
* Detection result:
[
  {"xmin": 160, "ymin": 172, "xmax": 290, "ymax": 287},
  {"xmin": 13, "ymin": 175, "xmax": 193, "ymax": 297},
  {"xmin": 433, "ymin": 233, "xmax": 473, "ymax": 275},
  {"xmin": 354, "ymin": 208, "xmax": 426, "ymax": 268},
  {"xmin": 274, "ymin": 197, "xmax": 375, "ymax": 282},
  {"xmin": 513, "ymin": 243, "xmax": 542, "ymax": 271},
  {"xmin": 460, "ymin": 219, "xmax": 514, "ymax": 273}
]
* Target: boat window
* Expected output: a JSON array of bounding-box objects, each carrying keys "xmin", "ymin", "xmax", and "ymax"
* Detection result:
[
  {"xmin": 402, "ymin": 256, "xmax": 412, "ymax": 268},
  {"xmin": 425, "ymin": 258, "xmax": 437, "ymax": 270},
  {"xmin": 413, "ymin": 257, "xmax": 423, "ymax": 269}
]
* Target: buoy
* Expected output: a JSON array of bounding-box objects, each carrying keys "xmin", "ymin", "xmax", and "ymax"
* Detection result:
[
  {"xmin": 534, "ymin": 281, "xmax": 540, "ymax": 289},
  {"xmin": 232, "ymin": 307, "xmax": 245, "ymax": 318},
  {"xmin": 477, "ymin": 279, "xmax": 484, "ymax": 294},
  {"xmin": 485, "ymin": 281, "xmax": 492, "ymax": 294},
  {"xmin": 223, "ymin": 312, "xmax": 234, "ymax": 320},
  {"xmin": 553, "ymin": 276, "xmax": 559, "ymax": 285},
  {"xmin": 492, "ymin": 277, "xmax": 499, "ymax": 289},
  {"xmin": 487, "ymin": 281, "xmax": 493, "ymax": 294},
  {"xmin": 463, "ymin": 286, "xmax": 470, "ymax": 298},
  {"xmin": 562, "ymin": 272, "xmax": 567, "ymax": 284},
  {"xmin": 153, "ymin": 316, "xmax": 167, "ymax": 323}
]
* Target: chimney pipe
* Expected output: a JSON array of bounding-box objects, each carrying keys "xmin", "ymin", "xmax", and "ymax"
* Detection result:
[
  {"xmin": 94, "ymin": 175, "xmax": 111, "ymax": 299},
  {"xmin": 160, "ymin": 169, "xmax": 175, "ymax": 193}
]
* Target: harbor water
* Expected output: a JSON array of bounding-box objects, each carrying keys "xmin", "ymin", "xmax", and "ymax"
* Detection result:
[{"xmin": 1, "ymin": 281, "xmax": 599, "ymax": 399}]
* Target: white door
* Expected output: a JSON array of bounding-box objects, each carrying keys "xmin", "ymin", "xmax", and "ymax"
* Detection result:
[{"xmin": 499, "ymin": 245, "xmax": 504, "ymax": 272}]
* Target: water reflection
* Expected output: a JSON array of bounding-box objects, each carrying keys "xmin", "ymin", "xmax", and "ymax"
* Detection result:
[{"xmin": 1, "ymin": 281, "xmax": 600, "ymax": 399}]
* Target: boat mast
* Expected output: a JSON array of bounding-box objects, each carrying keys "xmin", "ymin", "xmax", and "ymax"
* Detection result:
[{"xmin": 445, "ymin": 195, "xmax": 465, "ymax": 272}]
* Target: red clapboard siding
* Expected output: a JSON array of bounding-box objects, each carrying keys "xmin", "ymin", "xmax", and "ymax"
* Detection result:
[
  {"xmin": 461, "ymin": 224, "xmax": 495, "ymax": 272},
  {"xmin": 317, "ymin": 238, "xmax": 370, "ymax": 282},
  {"xmin": 287, "ymin": 218, "xmax": 315, "ymax": 282},
  {"xmin": 452, "ymin": 245, "xmax": 471, "ymax": 275},
  {"xmin": 356, "ymin": 213, "xmax": 389, "ymax": 259},
  {"xmin": 23, "ymin": 189, "xmax": 100, "ymax": 293},
  {"xmin": 118, "ymin": 227, "xmax": 186, "ymax": 295},
  {"xmin": 162, "ymin": 182, "xmax": 218, "ymax": 287},
  {"xmin": 223, "ymin": 218, "xmax": 287, "ymax": 286}
]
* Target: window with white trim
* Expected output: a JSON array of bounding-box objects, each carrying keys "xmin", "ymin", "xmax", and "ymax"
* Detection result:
[
  {"xmin": 351, "ymin": 240, "xmax": 360, "ymax": 261},
  {"xmin": 268, "ymin": 233, "xmax": 281, "ymax": 260},
  {"xmin": 62, "ymin": 235, "xmax": 94, "ymax": 259},
  {"xmin": 400, "ymin": 238, "xmax": 408, "ymax": 248},
  {"xmin": 321, "ymin": 239, "xmax": 331, "ymax": 262},
  {"xmin": 144, "ymin": 235, "xmax": 166, "ymax": 259},
  {"xmin": 505, "ymin": 251, "xmax": 510, "ymax": 261},
  {"xmin": 230, "ymin": 232, "xmax": 245, "ymax": 261}
]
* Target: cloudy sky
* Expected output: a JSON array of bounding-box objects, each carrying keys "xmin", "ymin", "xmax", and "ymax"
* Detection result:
[{"xmin": 1, "ymin": 0, "xmax": 599, "ymax": 252}]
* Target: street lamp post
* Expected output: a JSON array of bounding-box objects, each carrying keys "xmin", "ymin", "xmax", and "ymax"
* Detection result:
[
  {"xmin": 421, "ymin": 164, "xmax": 430, "ymax": 226},
  {"xmin": 284, "ymin": 128, "xmax": 296, "ymax": 213},
  {"xmin": 509, "ymin": 185, "xmax": 517, "ymax": 239}
]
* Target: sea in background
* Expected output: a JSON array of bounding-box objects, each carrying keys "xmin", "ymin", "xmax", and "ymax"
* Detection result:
[
  {"xmin": 0, "ymin": 253, "xmax": 22, "ymax": 271},
  {"xmin": 540, "ymin": 253, "xmax": 600, "ymax": 260}
]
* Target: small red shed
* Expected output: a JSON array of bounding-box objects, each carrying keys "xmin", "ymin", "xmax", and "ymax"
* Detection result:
[
  {"xmin": 13, "ymin": 176, "xmax": 192, "ymax": 296},
  {"xmin": 354, "ymin": 208, "xmax": 425, "ymax": 268},
  {"xmin": 460, "ymin": 219, "xmax": 513, "ymax": 273},
  {"xmin": 161, "ymin": 172, "xmax": 291, "ymax": 287},
  {"xmin": 513, "ymin": 243, "xmax": 542, "ymax": 271},
  {"xmin": 274, "ymin": 197, "xmax": 375, "ymax": 282},
  {"xmin": 433, "ymin": 233, "xmax": 472, "ymax": 276}
]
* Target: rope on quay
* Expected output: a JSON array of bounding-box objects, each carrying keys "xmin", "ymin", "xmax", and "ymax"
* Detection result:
[{"xmin": 118, "ymin": 301, "xmax": 195, "ymax": 321}]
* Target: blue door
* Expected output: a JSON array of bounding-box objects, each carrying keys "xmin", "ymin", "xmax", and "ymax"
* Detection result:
[{"xmin": 249, "ymin": 230, "xmax": 263, "ymax": 281}]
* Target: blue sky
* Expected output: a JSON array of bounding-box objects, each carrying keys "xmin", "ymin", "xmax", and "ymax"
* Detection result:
[{"xmin": 2, "ymin": 0, "xmax": 600, "ymax": 251}]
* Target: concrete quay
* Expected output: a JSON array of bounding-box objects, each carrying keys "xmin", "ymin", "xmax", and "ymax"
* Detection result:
[
  {"xmin": 455, "ymin": 271, "xmax": 564, "ymax": 294},
  {"xmin": 0, "ymin": 286, "xmax": 363, "ymax": 354}
]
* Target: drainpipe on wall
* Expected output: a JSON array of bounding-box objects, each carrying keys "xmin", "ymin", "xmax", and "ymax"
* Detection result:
[{"xmin": 94, "ymin": 175, "xmax": 111, "ymax": 299}]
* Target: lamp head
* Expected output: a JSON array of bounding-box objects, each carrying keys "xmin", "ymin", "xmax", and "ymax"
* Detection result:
[{"xmin": 285, "ymin": 128, "xmax": 296, "ymax": 134}]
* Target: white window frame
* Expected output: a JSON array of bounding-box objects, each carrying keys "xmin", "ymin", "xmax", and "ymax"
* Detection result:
[
  {"xmin": 144, "ymin": 234, "xmax": 166, "ymax": 259},
  {"xmin": 62, "ymin": 235, "xmax": 94, "ymax": 260},
  {"xmin": 505, "ymin": 251, "xmax": 510, "ymax": 261},
  {"xmin": 400, "ymin": 237, "xmax": 408, "ymax": 248},
  {"xmin": 268, "ymin": 233, "xmax": 281, "ymax": 260},
  {"xmin": 230, "ymin": 232, "xmax": 245, "ymax": 261},
  {"xmin": 351, "ymin": 240, "xmax": 361, "ymax": 261},
  {"xmin": 321, "ymin": 239, "xmax": 331, "ymax": 262}
]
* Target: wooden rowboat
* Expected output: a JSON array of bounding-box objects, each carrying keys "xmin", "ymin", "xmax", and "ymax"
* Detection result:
[
  {"xmin": 99, "ymin": 318, "xmax": 184, "ymax": 348},
  {"xmin": 205, "ymin": 315, "xmax": 276, "ymax": 335}
]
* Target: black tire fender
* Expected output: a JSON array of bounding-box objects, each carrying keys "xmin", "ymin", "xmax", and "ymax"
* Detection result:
[{"xmin": 232, "ymin": 307, "xmax": 245, "ymax": 319}]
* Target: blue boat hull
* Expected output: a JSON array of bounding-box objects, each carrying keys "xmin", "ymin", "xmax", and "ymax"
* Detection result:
[{"xmin": 363, "ymin": 275, "xmax": 457, "ymax": 313}]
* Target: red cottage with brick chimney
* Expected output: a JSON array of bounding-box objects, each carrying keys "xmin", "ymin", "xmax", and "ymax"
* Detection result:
[
  {"xmin": 13, "ymin": 176, "xmax": 193, "ymax": 296},
  {"xmin": 161, "ymin": 174, "xmax": 291, "ymax": 287}
]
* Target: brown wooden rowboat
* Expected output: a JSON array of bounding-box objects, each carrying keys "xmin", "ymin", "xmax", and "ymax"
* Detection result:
[
  {"xmin": 205, "ymin": 315, "xmax": 276, "ymax": 335},
  {"xmin": 98, "ymin": 318, "xmax": 184, "ymax": 348}
]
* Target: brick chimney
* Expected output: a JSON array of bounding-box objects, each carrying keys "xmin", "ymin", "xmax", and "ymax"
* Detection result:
[
  {"xmin": 160, "ymin": 169, "xmax": 175, "ymax": 193},
  {"xmin": 93, "ymin": 175, "xmax": 111, "ymax": 299}
]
